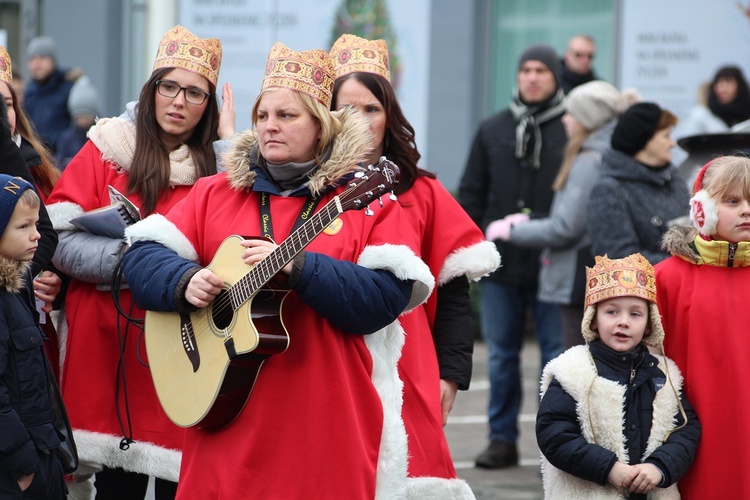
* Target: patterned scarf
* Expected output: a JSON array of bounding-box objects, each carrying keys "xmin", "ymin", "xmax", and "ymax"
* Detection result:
[{"xmin": 509, "ymin": 88, "xmax": 566, "ymax": 169}]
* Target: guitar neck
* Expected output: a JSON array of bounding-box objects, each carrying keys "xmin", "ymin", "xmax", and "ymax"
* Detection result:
[{"xmin": 230, "ymin": 199, "xmax": 343, "ymax": 306}]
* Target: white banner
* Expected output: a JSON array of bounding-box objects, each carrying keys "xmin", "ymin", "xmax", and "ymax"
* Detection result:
[
  {"xmin": 619, "ymin": 0, "xmax": 750, "ymax": 125},
  {"xmin": 178, "ymin": 0, "xmax": 430, "ymax": 155}
]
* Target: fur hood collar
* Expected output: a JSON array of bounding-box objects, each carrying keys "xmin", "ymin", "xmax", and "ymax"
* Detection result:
[
  {"xmin": 662, "ymin": 224, "xmax": 750, "ymax": 267},
  {"xmin": 0, "ymin": 256, "xmax": 30, "ymax": 293},
  {"xmin": 222, "ymin": 106, "xmax": 373, "ymax": 196}
]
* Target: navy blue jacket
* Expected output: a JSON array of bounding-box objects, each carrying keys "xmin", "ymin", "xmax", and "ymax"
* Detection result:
[
  {"xmin": 536, "ymin": 341, "xmax": 700, "ymax": 495},
  {"xmin": 0, "ymin": 262, "xmax": 63, "ymax": 493},
  {"xmin": 23, "ymin": 68, "xmax": 74, "ymax": 153}
]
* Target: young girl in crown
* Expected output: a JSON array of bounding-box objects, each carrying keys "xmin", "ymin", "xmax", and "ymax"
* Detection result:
[
  {"xmin": 536, "ymin": 253, "xmax": 700, "ymax": 499},
  {"xmin": 657, "ymin": 155, "xmax": 750, "ymax": 498},
  {"xmin": 45, "ymin": 26, "xmax": 233, "ymax": 499}
]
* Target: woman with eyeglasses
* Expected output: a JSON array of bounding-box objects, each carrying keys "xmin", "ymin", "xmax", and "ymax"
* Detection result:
[{"xmin": 44, "ymin": 26, "xmax": 233, "ymax": 500}]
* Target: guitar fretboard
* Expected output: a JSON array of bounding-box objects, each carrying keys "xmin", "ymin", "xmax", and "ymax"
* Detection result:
[{"xmin": 228, "ymin": 199, "xmax": 342, "ymax": 309}]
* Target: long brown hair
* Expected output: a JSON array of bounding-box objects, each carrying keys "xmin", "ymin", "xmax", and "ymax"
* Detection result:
[
  {"xmin": 3, "ymin": 81, "xmax": 59, "ymax": 198},
  {"xmin": 127, "ymin": 68, "xmax": 220, "ymax": 215},
  {"xmin": 331, "ymin": 72, "xmax": 433, "ymax": 194}
]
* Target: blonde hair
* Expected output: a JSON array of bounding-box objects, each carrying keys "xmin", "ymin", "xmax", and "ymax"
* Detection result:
[
  {"xmin": 18, "ymin": 188, "xmax": 40, "ymax": 209},
  {"xmin": 553, "ymin": 129, "xmax": 591, "ymax": 191},
  {"xmin": 251, "ymin": 87, "xmax": 342, "ymax": 163},
  {"xmin": 701, "ymin": 155, "xmax": 750, "ymax": 201},
  {"xmin": 553, "ymin": 88, "xmax": 642, "ymax": 190}
]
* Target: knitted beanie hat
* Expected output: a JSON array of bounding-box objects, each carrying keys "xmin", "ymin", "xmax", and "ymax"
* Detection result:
[
  {"xmin": 517, "ymin": 44, "xmax": 562, "ymax": 87},
  {"xmin": 68, "ymin": 76, "xmax": 100, "ymax": 118},
  {"xmin": 26, "ymin": 35, "xmax": 57, "ymax": 62},
  {"xmin": 611, "ymin": 102, "xmax": 663, "ymax": 155},
  {"xmin": 566, "ymin": 81, "xmax": 622, "ymax": 131},
  {"xmin": 0, "ymin": 174, "xmax": 35, "ymax": 237}
]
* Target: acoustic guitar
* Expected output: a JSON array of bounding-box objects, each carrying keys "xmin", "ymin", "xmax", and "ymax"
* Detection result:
[{"xmin": 144, "ymin": 159, "xmax": 400, "ymax": 428}]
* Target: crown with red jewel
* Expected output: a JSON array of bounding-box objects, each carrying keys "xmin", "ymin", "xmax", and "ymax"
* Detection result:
[
  {"xmin": 584, "ymin": 253, "xmax": 656, "ymax": 308},
  {"xmin": 262, "ymin": 42, "xmax": 335, "ymax": 107},
  {"xmin": 0, "ymin": 45, "xmax": 12, "ymax": 85},
  {"xmin": 153, "ymin": 25, "xmax": 222, "ymax": 87},
  {"xmin": 330, "ymin": 34, "xmax": 390, "ymax": 82}
]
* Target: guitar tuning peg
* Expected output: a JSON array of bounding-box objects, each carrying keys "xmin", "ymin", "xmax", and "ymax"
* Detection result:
[
  {"xmin": 365, "ymin": 205, "xmax": 374, "ymax": 216},
  {"xmin": 389, "ymin": 192, "xmax": 397, "ymax": 201},
  {"xmin": 379, "ymin": 156, "xmax": 387, "ymax": 163},
  {"xmin": 354, "ymin": 172, "xmax": 365, "ymax": 178},
  {"xmin": 378, "ymin": 197, "xmax": 384, "ymax": 208}
]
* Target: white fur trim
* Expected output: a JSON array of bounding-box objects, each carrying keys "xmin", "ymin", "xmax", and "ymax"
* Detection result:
[
  {"xmin": 439, "ymin": 240, "xmax": 500, "ymax": 285},
  {"xmin": 539, "ymin": 347, "xmax": 682, "ymax": 499},
  {"xmin": 690, "ymin": 189, "xmax": 718, "ymax": 237},
  {"xmin": 366, "ymin": 321, "xmax": 408, "ymax": 499},
  {"xmin": 70, "ymin": 428, "xmax": 181, "ymax": 482},
  {"xmin": 125, "ymin": 214, "xmax": 199, "ymax": 262},
  {"xmin": 53, "ymin": 308, "xmax": 67, "ymax": 380},
  {"xmin": 357, "ymin": 244, "xmax": 435, "ymax": 313},
  {"xmin": 46, "ymin": 201, "xmax": 84, "ymax": 231},
  {"xmin": 406, "ymin": 477, "xmax": 476, "ymax": 499}
]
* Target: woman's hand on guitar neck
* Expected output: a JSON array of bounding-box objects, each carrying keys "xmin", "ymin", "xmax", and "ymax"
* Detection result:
[
  {"xmin": 186, "ymin": 269, "xmax": 224, "ymax": 308},
  {"xmin": 241, "ymin": 238, "xmax": 294, "ymax": 276}
]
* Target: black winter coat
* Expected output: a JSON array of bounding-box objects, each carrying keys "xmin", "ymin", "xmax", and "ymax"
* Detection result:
[
  {"xmin": 0, "ymin": 103, "xmax": 58, "ymax": 277},
  {"xmin": 458, "ymin": 107, "xmax": 566, "ymax": 285},
  {"xmin": 0, "ymin": 259, "xmax": 63, "ymax": 495}
]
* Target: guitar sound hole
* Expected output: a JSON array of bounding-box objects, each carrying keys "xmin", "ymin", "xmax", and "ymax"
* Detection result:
[{"xmin": 211, "ymin": 289, "xmax": 234, "ymax": 330}]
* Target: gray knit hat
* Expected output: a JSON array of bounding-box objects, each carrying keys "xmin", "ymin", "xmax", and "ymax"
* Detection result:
[
  {"xmin": 26, "ymin": 35, "xmax": 57, "ymax": 62},
  {"xmin": 517, "ymin": 44, "xmax": 562, "ymax": 87},
  {"xmin": 68, "ymin": 76, "xmax": 99, "ymax": 118},
  {"xmin": 566, "ymin": 81, "xmax": 622, "ymax": 131}
]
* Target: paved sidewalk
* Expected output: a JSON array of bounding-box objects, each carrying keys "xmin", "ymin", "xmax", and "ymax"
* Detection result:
[{"xmin": 445, "ymin": 339, "xmax": 545, "ymax": 499}]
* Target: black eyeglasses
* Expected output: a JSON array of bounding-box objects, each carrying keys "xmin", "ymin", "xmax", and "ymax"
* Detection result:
[{"xmin": 156, "ymin": 80, "xmax": 210, "ymax": 105}]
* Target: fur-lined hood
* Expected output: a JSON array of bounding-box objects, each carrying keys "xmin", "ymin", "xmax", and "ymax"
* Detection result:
[
  {"xmin": 661, "ymin": 225, "xmax": 701, "ymax": 263},
  {"xmin": 222, "ymin": 106, "xmax": 373, "ymax": 196},
  {"xmin": 0, "ymin": 256, "xmax": 30, "ymax": 293},
  {"xmin": 662, "ymin": 223, "xmax": 750, "ymax": 267}
]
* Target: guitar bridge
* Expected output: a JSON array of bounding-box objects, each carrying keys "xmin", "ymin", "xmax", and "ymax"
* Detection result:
[{"xmin": 179, "ymin": 313, "xmax": 200, "ymax": 372}]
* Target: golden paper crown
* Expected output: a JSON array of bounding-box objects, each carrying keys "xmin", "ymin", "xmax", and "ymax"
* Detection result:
[
  {"xmin": 0, "ymin": 45, "xmax": 12, "ymax": 85},
  {"xmin": 262, "ymin": 42, "xmax": 334, "ymax": 107},
  {"xmin": 330, "ymin": 34, "xmax": 390, "ymax": 81},
  {"xmin": 584, "ymin": 253, "xmax": 657, "ymax": 308},
  {"xmin": 153, "ymin": 25, "xmax": 222, "ymax": 87}
]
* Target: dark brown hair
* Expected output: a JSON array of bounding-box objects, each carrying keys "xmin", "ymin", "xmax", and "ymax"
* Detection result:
[
  {"xmin": 127, "ymin": 68, "xmax": 220, "ymax": 214},
  {"xmin": 2, "ymin": 81, "xmax": 59, "ymax": 198},
  {"xmin": 331, "ymin": 72, "xmax": 434, "ymax": 194}
]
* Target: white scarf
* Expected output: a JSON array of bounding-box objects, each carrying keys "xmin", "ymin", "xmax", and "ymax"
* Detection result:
[{"xmin": 87, "ymin": 117, "xmax": 199, "ymax": 186}]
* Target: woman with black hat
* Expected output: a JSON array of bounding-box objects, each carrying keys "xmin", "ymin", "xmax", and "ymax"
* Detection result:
[{"xmin": 587, "ymin": 102, "xmax": 690, "ymax": 264}]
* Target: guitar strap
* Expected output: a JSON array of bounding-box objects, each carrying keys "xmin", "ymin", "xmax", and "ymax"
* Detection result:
[{"xmin": 259, "ymin": 192, "xmax": 321, "ymax": 240}]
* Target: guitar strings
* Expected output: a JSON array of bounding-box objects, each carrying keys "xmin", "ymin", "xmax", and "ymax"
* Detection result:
[{"xmin": 180, "ymin": 169, "xmax": 387, "ymax": 343}]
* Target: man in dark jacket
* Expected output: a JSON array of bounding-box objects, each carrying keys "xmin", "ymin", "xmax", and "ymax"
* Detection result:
[
  {"xmin": 458, "ymin": 43, "xmax": 567, "ymax": 469},
  {"xmin": 560, "ymin": 35, "xmax": 599, "ymax": 94},
  {"xmin": 23, "ymin": 36, "xmax": 80, "ymax": 155}
]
